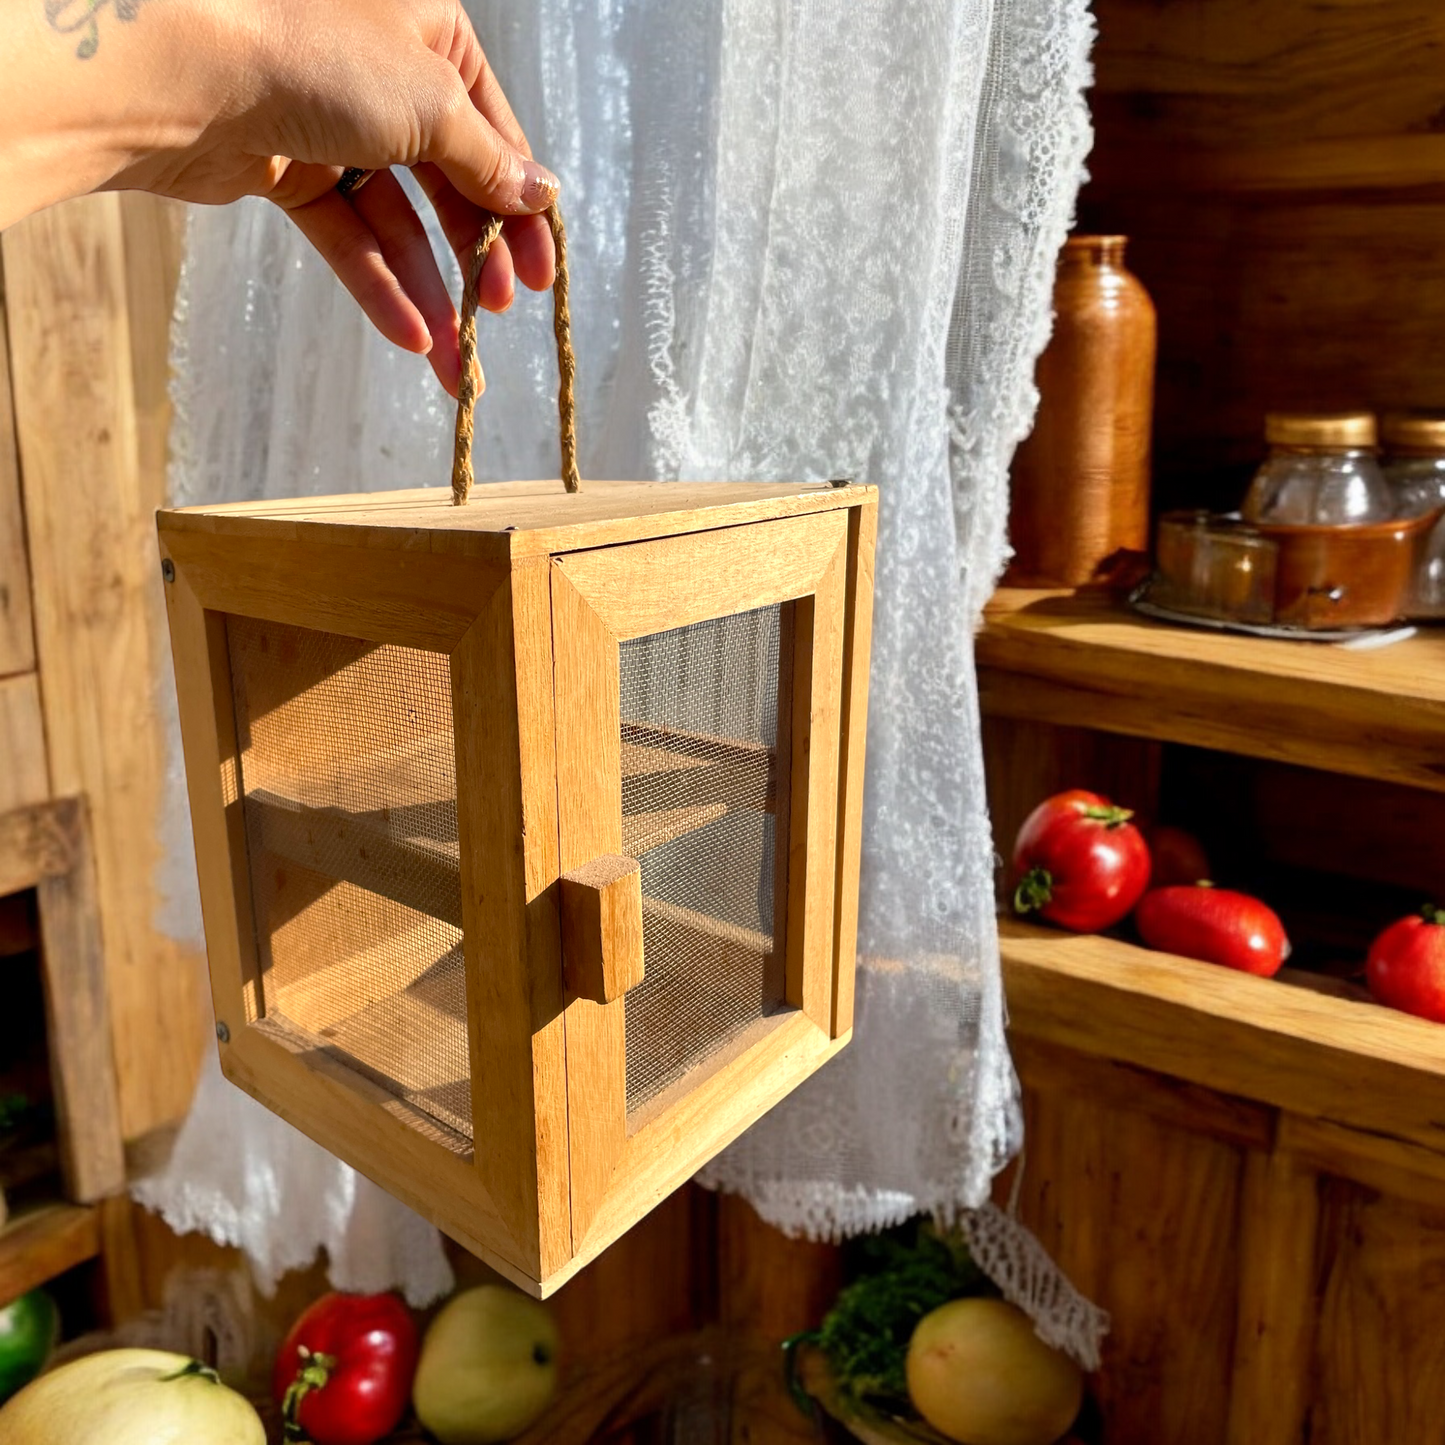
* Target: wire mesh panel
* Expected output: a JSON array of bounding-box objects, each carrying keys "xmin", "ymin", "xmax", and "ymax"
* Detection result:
[
  {"xmin": 618, "ymin": 604, "xmax": 789, "ymax": 1116},
  {"xmin": 226, "ymin": 616, "xmax": 471, "ymax": 1140}
]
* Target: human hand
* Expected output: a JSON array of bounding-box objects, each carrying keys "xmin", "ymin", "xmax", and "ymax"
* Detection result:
[{"xmin": 24, "ymin": 0, "xmax": 559, "ymax": 397}]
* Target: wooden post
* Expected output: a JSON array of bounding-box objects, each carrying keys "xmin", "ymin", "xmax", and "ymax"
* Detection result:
[
  {"xmin": 0, "ymin": 799, "xmax": 124, "ymax": 1203},
  {"xmin": 1225, "ymin": 1145, "xmax": 1321, "ymax": 1445},
  {"xmin": 0, "ymin": 249, "xmax": 36, "ymax": 680},
  {"xmin": 3, "ymin": 194, "xmax": 203, "ymax": 1140},
  {"xmin": 33, "ymin": 799, "xmax": 126, "ymax": 1202}
]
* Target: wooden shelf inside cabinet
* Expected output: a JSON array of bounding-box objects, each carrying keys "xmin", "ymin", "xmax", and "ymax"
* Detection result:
[
  {"xmin": 978, "ymin": 589, "xmax": 1445, "ymax": 793},
  {"xmin": 248, "ymin": 727, "xmax": 776, "ymax": 930},
  {"xmin": 1000, "ymin": 916, "xmax": 1445, "ymax": 1166},
  {"xmin": 0, "ymin": 1203, "xmax": 100, "ymax": 1307}
]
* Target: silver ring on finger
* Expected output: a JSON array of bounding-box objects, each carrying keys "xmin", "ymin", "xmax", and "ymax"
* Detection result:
[{"xmin": 337, "ymin": 167, "xmax": 377, "ymax": 198}]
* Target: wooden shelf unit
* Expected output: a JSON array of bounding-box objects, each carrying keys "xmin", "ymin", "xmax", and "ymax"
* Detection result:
[
  {"xmin": 984, "ymin": 588, "xmax": 1445, "ymax": 1094},
  {"xmin": 0, "ymin": 801, "xmax": 124, "ymax": 1206},
  {"xmin": 0, "ymin": 1203, "xmax": 100, "ymax": 1308},
  {"xmin": 243, "ymin": 723, "xmax": 775, "ymax": 933},
  {"xmin": 982, "ymin": 587, "xmax": 1445, "ymax": 1444},
  {"xmin": 979, "ymin": 588, "xmax": 1445, "ymax": 794}
]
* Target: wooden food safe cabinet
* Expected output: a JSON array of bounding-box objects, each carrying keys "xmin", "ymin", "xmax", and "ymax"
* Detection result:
[{"xmin": 159, "ymin": 480, "xmax": 876, "ymax": 1297}]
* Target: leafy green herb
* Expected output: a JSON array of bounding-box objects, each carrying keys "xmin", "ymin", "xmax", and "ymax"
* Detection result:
[{"xmin": 815, "ymin": 1221, "xmax": 990, "ymax": 1418}]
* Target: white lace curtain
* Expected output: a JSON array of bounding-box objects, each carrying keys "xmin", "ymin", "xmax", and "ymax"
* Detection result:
[{"xmin": 139, "ymin": 0, "xmax": 1096, "ymax": 1308}]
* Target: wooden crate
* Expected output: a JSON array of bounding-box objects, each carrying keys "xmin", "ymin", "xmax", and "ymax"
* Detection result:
[{"xmin": 157, "ymin": 479, "xmax": 876, "ymax": 1296}]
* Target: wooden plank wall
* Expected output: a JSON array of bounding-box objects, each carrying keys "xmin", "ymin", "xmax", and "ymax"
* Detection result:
[
  {"xmin": 0, "ymin": 246, "xmax": 48, "ymax": 814},
  {"xmin": 1, "ymin": 193, "xmax": 203, "ymax": 1142},
  {"xmin": 1079, "ymin": 0, "xmax": 1445, "ymax": 514}
]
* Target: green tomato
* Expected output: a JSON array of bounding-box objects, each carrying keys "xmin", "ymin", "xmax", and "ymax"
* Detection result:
[{"xmin": 0, "ymin": 1290, "xmax": 59, "ymax": 1405}]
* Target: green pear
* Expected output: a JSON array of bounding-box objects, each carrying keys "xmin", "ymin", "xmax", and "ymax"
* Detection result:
[{"xmin": 413, "ymin": 1286, "xmax": 560, "ymax": 1444}]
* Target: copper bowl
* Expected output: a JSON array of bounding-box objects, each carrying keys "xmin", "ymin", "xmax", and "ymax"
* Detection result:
[
  {"xmin": 1151, "ymin": 507, "xmax": 1444, "ymax": 631},
  {"xmin": 1254, "ymin": 509, "xmax": 1442, "ymax": 628}
]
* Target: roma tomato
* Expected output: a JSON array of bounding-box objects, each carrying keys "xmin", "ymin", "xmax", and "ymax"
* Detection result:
[
  {"xmin": 274, "ymin": 1293, "xmax": 418, "ymax": 1445},
  {"xmin": 1145, "ymin": 825, "xmax": 1212, "ymax": 888},
  {"xmin": 1366, "ymin": 905, "xmax": 1445, "ymax": 1023},
  {"xmin": 1012, "ymin": 790, "xmax": 1151, "ymax": 932},
  {"xmin": 1135, "ymin": 884, "xmax": 1289, "ymax": 977}
]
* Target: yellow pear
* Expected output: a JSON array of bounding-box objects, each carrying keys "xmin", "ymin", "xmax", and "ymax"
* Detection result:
[{"xmin": 906, "ymin": 1298, "xmax": 1083, "ymax": 1445}]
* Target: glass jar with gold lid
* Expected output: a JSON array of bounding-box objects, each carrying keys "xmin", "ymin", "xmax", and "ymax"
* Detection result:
[
  {"xmin": 1241, "ymin": 412, "xmax": 1391, "ymax": 526},
  {"xmin": 1383, "ymin": 411, "xmax": 1445, "ymax": 518}
]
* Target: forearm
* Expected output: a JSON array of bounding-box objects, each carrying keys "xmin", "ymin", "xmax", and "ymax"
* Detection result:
[
  {"xmin": 0, "ymin": 0, "xmax": 231, "ymax": 229},
  {"xmin": 1, "ymin": 0, "xmax": 558, "ymax": 394}
]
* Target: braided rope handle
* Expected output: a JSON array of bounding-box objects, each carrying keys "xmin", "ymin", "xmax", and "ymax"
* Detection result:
[{"xmin": 451, "ymin": 203, "xmax": 579, "ymax": 504}]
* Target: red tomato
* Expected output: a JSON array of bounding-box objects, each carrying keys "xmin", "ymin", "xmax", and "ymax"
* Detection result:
[
  {"xmin": 1011, "ymin": 790, "xmax": 1151, "ymax": 933},
  {"xmin": 273, "ymin": 1292, "xmax": 418, "ymax": 1445},
  {"xmin": 1135, "ymin": 884, "xmax": 1289, "ymax": 977},
  {"xmin": 1145, "ymin": 825, "xmax": 1212, "ymax": 888},
  {"xmin": 1366, "ymin": 905, "xmax": 1445, "ymax": 1023}
]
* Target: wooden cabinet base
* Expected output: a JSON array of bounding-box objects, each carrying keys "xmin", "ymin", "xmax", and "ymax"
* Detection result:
[{"xmin": 1010, "ymin": 1031, "xmax": 1445, "ymax": 1445}]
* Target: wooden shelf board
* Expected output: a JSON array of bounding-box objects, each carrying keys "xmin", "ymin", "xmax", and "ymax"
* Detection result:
[
  {"xmin": 1001, "ymin": 916, "xmax": 1445, "ymax": 1162},
  {"xmin": 249, "ymin": 729, "xmax": 770, "ymax": 927},
  {"xmin": 979, "ymin": 589, "xmax": 1445, "ymax": 792},
  {"xmin": 1087, "ymin": 133, "xmax": 1445, "ymax": 198},
  {"xmin": 0, "ymin": 1202, "xmax": 99, "ymax": 1306},
  {"xmin": 252, "ymin": 792, "xmax": 463, "ymax": 928}
]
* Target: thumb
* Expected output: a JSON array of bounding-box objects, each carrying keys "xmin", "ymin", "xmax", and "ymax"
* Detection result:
[{"xmin": 424, "ymin": 74, "xmax": 558, "ymax": 216}]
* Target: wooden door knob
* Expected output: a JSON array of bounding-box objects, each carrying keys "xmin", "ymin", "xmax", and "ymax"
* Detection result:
[{"xmin": 560, "ymin": 854, "xmax": 645, "ymax": 1004}]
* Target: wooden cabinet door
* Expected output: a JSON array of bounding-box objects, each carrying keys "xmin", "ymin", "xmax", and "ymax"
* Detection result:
[{"xmin": 551, "ymin": 509, "xmax": 851, "ymax": 1257}]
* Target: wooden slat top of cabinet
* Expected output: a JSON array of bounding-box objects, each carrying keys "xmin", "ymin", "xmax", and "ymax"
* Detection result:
[
  {"xmin": 158, "ymin": 480, "xmax": 876, "ymax": 561},
  {"xmin": 979, "ymin": 588, "xmax": 1445, "ymax": 792}
]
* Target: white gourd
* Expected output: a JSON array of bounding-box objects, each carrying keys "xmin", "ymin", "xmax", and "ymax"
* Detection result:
[{"xmin": 0, "ymin": 1349, "xmax": 265, "ymax": 1445}]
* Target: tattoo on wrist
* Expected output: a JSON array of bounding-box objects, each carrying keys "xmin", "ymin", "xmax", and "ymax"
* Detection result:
[{"xmin": 45, "ymin": 0, "xmax": 145, "ymax": 59}]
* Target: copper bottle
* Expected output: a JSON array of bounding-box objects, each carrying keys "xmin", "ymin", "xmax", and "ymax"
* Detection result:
[{"xmin": 1007, "ymin": 235, "xmax": 1156, "ymax": 587}]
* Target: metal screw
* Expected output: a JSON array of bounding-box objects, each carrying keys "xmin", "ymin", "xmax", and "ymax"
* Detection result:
[
  {"xmin": 215, "ymin": 1020, "xmax": 231, "ymax": 1044},
  {"xmin": 161, "ymin": 558, "xmax": 176, "ymax": 583},
  {"xmin": 828, "ymin": 477, "xmax": 853, "ymax": 489}
]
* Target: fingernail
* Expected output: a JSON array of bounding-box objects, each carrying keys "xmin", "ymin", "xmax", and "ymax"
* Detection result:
[{"xmin": 517, "ymin": 159, "xmax": 560, "ymax": 213}]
